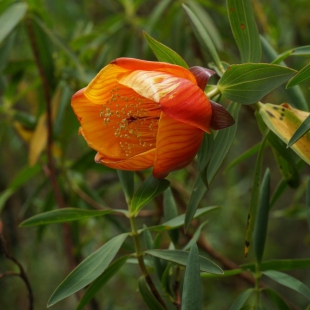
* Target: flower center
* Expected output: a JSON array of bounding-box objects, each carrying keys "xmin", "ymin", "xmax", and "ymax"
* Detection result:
[{"xmin": 99, "ymin": 87, "xmax": 160, "ymax": 157}]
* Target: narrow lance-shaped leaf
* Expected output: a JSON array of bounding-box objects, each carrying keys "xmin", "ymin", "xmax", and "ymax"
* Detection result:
[
  {"xmin": 244, "ymin": 135, "xmax": 268, "ymax": 257},
  {"xmin": 218, "ymin": 63, "xmax": 296, "ymax": 104},
  {"xmin": 227, "ymin": 0, "xmax": 261, "ymax": 63},
  {"xmin": 263, "ymin": 288, "xmax": 290, "ymax": 310},
  {"xmin": 143, "ymin": 31, "xmax": 188, "ymax": 68},
  {"xmin": 258, "ymin": 103, "xmax": 310, "ymax": 165},
  {"xmin": 272, "ymin": 45, "xmax": 310, "ymax": 65},
  {"xmin": 117, "ymin": 170, "xmax": 134, "ymax": 203},
  {"xmin": 163, "ymin": 188, "xmax": 179, "ymax": 245},
  {"xmin": 47, "ymin": 233, "xmax": 128, "ymax": 307},
  {"xmin": 0, "ymin": 3, "xmax": 28, "ymax": 44},
  {"xmin": 229, "ymin": 288, "xmax": 254, "ymax": 310},
  {"xmin": 253, "ymin": 168, "xmax": 270, "ymax": 264},
  {"xmin": 263, "ymin": 270, "xmax": 310, "ymax": 301},
  {"xmin": 130, "ymin": 175, "xmax": 170, "ymax": 216},
  {"xmin": 182, "ymin": 4, "xmax": 224, "ymax": 73},
  {"xmin": 138, "ymin": 276, "xmax": 166, "ymax": 310},
  {"xmin": 20, "ymin": 208, "xmax": 119, "ymax": 227},
  {"xmin": 260, "ymin": 35, "xmax": 308, "ymax": 111},
  {"xmin": 76, "ymin": 256, "xmax": 129, "ymax": 310},
  {"xmin": 197, "ymin": 132, "xmax": 214, "ymax": 188},
  {"xmin": 185, "ymin": 102, "xmax": 240, "ymax": 232},
  {"xmin": 181, "ymin": 244, "xmax": 202, "ymax": 310},
  {"xmin": 143, "ymin": 206, "xmax": 218, "ymax": 232},
  {"xmin": 287, "ymin": 63, "xmax": 310, "ymax": 88},
  {"xmin": 145, "ymin": 249, "xmax": 223, "ymax": 274},
  {"xmin": 287, "ymin": 114, "xmax": 310, "ymax": 148}
]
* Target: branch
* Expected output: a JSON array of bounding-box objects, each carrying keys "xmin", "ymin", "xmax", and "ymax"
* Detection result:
[
  {"xmin": 0, "ymin": 220, "xmax": 34, "ymax": 310},
  {"xmin": 25, "ymin": 17, "xmax": 76, "ymax": 270}
]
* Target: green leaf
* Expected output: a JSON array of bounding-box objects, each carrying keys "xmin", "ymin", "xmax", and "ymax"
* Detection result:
[
  {"xmin": 253, "ymin": 168, "xmax": 270, "ymax": 263},
  {"xmin": 117, "ymin": 170, "xmax": 134, "ymax": 203},
  {"xmin": 201, "ymin": 269, "xmax": 243, "ymax": 278},
  {"xmin": 260, "ymin": 35, "xmax": 308, "ymax": 111},
  {"xmin": 242, "ymin": 258, "xmax": 310, "ymax": 272},
  {"xmin": 272, "ymin": 46, "xmax": 310, "ymax": 64},
  {"xmin": 47, "ymin": 233, "xmax": 128, "ymax": 307},
  {"xmin": 227, "ymin": 0, "xmax": 261, "ymax": 63},
  {"xmin": 143, "ymin": 0, "xmax": 173, "ymax": 35},
  {"xmin": 143, "ymin": 206, "xmax": 218, "ymax": 232},
  {"xmin": 182, "ymin": 4, "xmax": 224, "ymax": 73},
  {"xmin": 145, "ymin": 249, "xmax": 223, "ymax": 274},
  {"xmin": 181, "ymin": 244, "xmax": 202, "ymax": 310},
  {"xmin": 183, "ymin": 220, "xmax": 208, "ymax": 251},
  {"xmin": 138, "ymin": 276, "xmax": 165, "ymax": 310},
  {"xmin": 263, "ymin": 270, "xmax": 310, "ymax": 301},
  {"xmin": 287, "ymin": 114, "xmax": 310, "ymax": 147},
  {"xmin": 306, "ymin": 179, "xmax": 310, "ymax": 230},
  {"xmin": 20, "ymin": 208, "xmax": 120, "ymax": 227},
  {"xmin": 197, "ymin": 132, "xmax": 214, "ymax": 188},
  {"xmin": 143, "ymin": 227, "xmax": 165, "ymax": 280},
  {"xmin": 225, "ymin": 142, "xmax": 262, "ymax": 173},
  {"xmin": 208, "ymin": 102, "xmax": 241, "ymax": 182},
  {"xmin": 229, "ymin": 288, "xmax": 254, "ymax": 310},
  {"xmin": 130, "ymin": 175, "xmax": 170, "ymax": 216},
  {"xmin": 0, "ymin": 3, "xmax": 27, "ymax": 44},
  {"xmin": 263, "ymin": 288, "xmax": 290, "ymax": 310},
  {"xmin": 163, "ymin": 188, "xmax": 179, "ymax": 245},
  {"xmin": 244, "ymin": 135, "xmax": 268, "ymax": 257},
  {"xmin": 0, "ymin": 164, "xmax": 41, "ymax": 213},
  {"xmin": 185, "ymin": 103, "xmax": 240, "ymax": 231},
  {"xmin": 218, "ymin": 63, "xmax": 296, "ymax": 104},
  {"xmin": 143, "ymin": 31, "xmax": 188, "ymax": 68},
  {"xmin": 76, "ymin": 256, "xmax": 129, "ymax": 310},
  {"xmin": 29, "ymin": 17, "xmax": 56, "ymax": 90},
  {"xmin": 272, "ymin": 148, "xmax": 299, "ymax": 189},
  {"xmin": 0, "ymin": 31, "xmax": 15, "ymax": 72},
  {"xmin": 287, "ymin": 63, "xmax": 310, "ymax": 88}
]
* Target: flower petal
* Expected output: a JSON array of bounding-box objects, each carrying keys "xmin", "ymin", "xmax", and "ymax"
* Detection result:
[
  {"xmin": 159, "ymin": 78, "xmax": 212, "ymax": 133},
  {"xmin": 84, "ymin": 63, "xmax": 128, "ymax": 103},
  {"xmin": 95, "ymin": 149, "xmax": 155, "ymax": 171},
  {"xmin": 153, "ymin": 114, "xmax": 204, "ymax": 178},
  {"xmin": 118, "ymin": 70, "xmax": 212, "ymax": 133},
  {"xmin": 210, "ymin": 101, "xmax": 235, "ymax": 130},
  {"xmin": 189, "ymin": 66, "xmax": 216, "ymax": 90},
  {"xmin": 71, "ymin": 88, "xmax": 160, "ymax": 160},
  {"xmin": 111, "ymin": 58, "xmax": 197, "ymax": 83}
]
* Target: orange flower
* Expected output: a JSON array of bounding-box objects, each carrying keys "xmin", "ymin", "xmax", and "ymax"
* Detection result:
[{"xmin": 71, "ymin": 58, "xmax": 234, "ymax": 178}]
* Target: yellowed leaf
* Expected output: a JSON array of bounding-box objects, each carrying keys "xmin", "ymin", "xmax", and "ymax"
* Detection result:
[
  {"xmin": 259, "ymin": 103, "xmax": 310, "ymax": 164},
  {"xmin": 29, "ymin": 113, "xmax": 47, "ymax": 166}
]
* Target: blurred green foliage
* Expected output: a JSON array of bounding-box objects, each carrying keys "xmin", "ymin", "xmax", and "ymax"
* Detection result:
[{"xmin": 1, "ymin": 0, "xmax": 310, "ymax": 309}]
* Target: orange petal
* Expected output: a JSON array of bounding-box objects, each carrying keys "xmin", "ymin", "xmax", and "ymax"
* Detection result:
[
  {"xmin": 111, "ymin": 58, "xmax": 197, "ymax": 83},
  {"xmin": 71, "ymin": 88, "xmax": 160, "ymax": 160},
  {"xmin": 153, "ymin": 114, "xmax": 204, "ymax": 178},
  {"xmin": 159, "ymin": 78, "xmax": 212, "ymax": 133},
  {"xmin": 117, "ymin": 70, "xmax": 180, "ymax": 103},
  {"xmin": 84, "ymin": 63, "xmax": 129, "ymax": 103},
  {"xmin": 118, "ymin": 70, "xmax": 212, "ymax": 133},
  {"xmin": 95, "ymin": 149, "xmax": 155, "ymax": 171}
]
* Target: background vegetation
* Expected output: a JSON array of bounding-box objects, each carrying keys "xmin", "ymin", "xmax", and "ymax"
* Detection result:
[{"xmin": 1, "ymin": 0, "xmax": 310, "ymax": 309}]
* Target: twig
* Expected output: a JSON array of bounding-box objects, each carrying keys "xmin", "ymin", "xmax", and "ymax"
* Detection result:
[
  {"xmin": 0, "ymin": 221, "xmax": 34, "ymax": 310},
  {"xmin": 25, "ymin": 17, "xmax": 76, "ymax": 270}
]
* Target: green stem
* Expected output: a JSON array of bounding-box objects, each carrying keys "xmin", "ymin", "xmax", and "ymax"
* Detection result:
[
  {"xmin": 206, "ymin": 86, "xmax": 220, "ymax": 99},
  {"xmin": 129, "ymin": 215, "xmax": 167, "ymax": 309}
]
